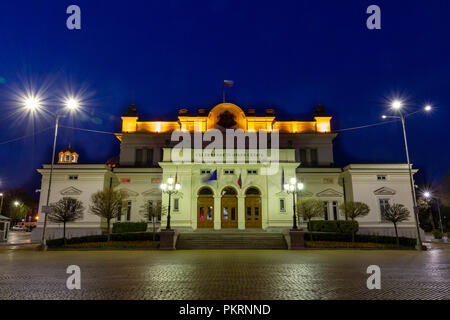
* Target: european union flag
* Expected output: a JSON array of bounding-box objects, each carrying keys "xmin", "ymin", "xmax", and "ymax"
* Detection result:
[{"xmin": 204, "ymin": 169, "xmax": 217, "ymax": 183}]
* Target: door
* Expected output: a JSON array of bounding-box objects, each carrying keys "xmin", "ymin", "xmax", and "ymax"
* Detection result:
[
  {"xmin": 245, "ymin": 187, "xmax": 262, "ymax": 228},
  {"xmin": 221, "ymin": 195, "xmax": 238, "ymax": 228},
  {"xmin": 197, "ymin": 187, "xmax": 214, "ymax": 228}
]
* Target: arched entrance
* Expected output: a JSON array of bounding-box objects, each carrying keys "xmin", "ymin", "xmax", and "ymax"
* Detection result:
[
  {"xmin": 197, "ymin": 187, "xmax": 214, "ymax": 228},
  {"xmin": 221, "ymin": 187, "xmax": 238, "ymax": 228},
  {"xmin": 245, "ymin": 187, "xmax": 262, "ymax": 228}
]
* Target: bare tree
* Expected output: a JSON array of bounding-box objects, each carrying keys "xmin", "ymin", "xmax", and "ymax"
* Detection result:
[
  {"xmin": 339, "ymin": 201, "xmax": 370, "ymax": 242},
  {"xmin": 49, "ymin": 197, "xmax": 84, "ymax": 244},
  {"xmin": 296, "ymin": 198, "xmax": 324, "ymax": 241},
  {"xmin": 382, "ymin": 203, "xmax": 410, "ymax": 246},
  {"xmin": 89, "ymin": 188, "xmax": 126, "ymax": 241},
  {"xmin": 140, "ymin": 200, "xmax": 167, "ymax": 241}
]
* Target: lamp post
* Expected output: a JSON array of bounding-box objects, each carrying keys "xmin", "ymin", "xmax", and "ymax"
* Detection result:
[
  {"xmin": 284, "ymin": 177, "xmax": 304, "ymax": 230},
  {"xmin": 382, "ymin": 101, "xmax": 432, "ymax": 250},
  {"xmin": 22, "ymin": 95, "xmax": 79, "ymax": 248},
  {"xmin": 160, "ymin": 177, "xmax": 180, "ymax": 230},
  {"xmin": 0, "ymin": 193, "xmax": 3, "ymax": 215},
  {"xmin": 423, "ymin": 191, "xmax": 444, "ymax": 235}
]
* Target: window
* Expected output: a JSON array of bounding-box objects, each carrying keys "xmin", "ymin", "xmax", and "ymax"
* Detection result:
[
  {"xmin": 247, "ymin": 170, "xmax": 257, "ymax": 175},
  {"xmin": 323, "ymin": 201, "xmax": 329, "ymax": 220},
  {"xmin": 224, "ymin": 169, "xmax": 235, "ymax": 175},
  {"xmin": 201, "ymin": 169, "xmax": 211, "ymax": 174},
  {"xmin": 65, "ymin": 154, "xmax": 70, "ymax": 162},
  {"xmin": 299, "ymin": 149, "xmax": 307, "ymax": 164},
  {"xmin": 280, "ymin": 199, "xmax": 286, "ymax": 212},
  {"xmin": 247, "ymin": 207, "xmax": 251, "ymax": 220},
  {"xmin": 71, "ymin": 155, "xmax": 76, "ymax": 162},
  {"xmin": 135, "ymin": 149, "xmax": 143, "ymax": 166},
  {"xmin": 126, "ymin": 201, "xmax": 132, "ymax": 221},
  {"xmin": 377, "ymin": 175, "xmax": 387, "ymax": 181},
  {"xmin": 68, "ymin": 175, "xmax": 78, "ymax": 180},
  {"xmin": 223, "ymin": 207, "xmax": 228, "ymax": 221},
  {"xmin": 174, "ymin": 198, "xmax": 179, "ymax": 211},
  {"xmin": 379, "ymin": 199, "xmax": 390, "ymax": 221},
  {"xmin": 117, "ymin": 203, "xmax": 122, "ymax": 221},
  {"xmin": 231, "ymin": 207, "xmax": 236, "ymax": 220},
  {"xmin": 146, "ymin": 149, "xmax": 154, "ymax": 166},
  {"xmin": 310, "ymin": 149, "xmax": 318, "ymax": 166},
  {"xmin": 160, "ymin": 148, "xmax": 164, "ymax": 162},
  {"xmin": 60, "ymin": 155, "xmax": 64, "ymax": 162},
  {"xmin": 332, "ymin": 201, "xmax": 339, "ymax": 220},
  {"xmin": 148, "ymin": 200, "xmax": 161, "ymax": 222},
  {"xmin": 323, "ymin": 178, "xmax": 333, "ymax": 184}
]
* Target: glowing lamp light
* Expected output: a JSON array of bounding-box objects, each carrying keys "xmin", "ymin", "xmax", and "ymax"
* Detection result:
[
  {"xmin": 423, "ymin": 191, "xmax": 431, "ymax": 199},
  {"xmin": 297, "ymin": 182, "xmax": 304, "ymax": 190},
  {"xmin": 290, "ymin": 177, "xmax": 297, "ymax": 184},
  {"xmin": 289, "ymin": 185, "xmax": 295, "ymax": 191},
  {"xmin": 175, "ymin": 184, "xmax": 181, "ymax": 191},
  {"xmin": 24, "ymin": 96, "xmax": 41, "ymax": 111},
  {"xmin": 65, "ymin": 98, "xmax": 79, "ymax": 110},
  {"xmin": 160, "ymin": 183, "xmax": 167, "ymax": 190},
  {"xmin": 14, "ymin": 201, "xmax": 19, "ymax": 207},
  {"xmin": 391, "ymin": 100, "xmax": 403, "ymax": 110},
  {"xmin": 168, "ymin": 185, "xmax": 173, "ymax": 191},
  {"xmin": 424, "ymin": 105, "xmax": 432, "ymax": 112},
  {"xmin": 283, "ymin": 184, "xmax": 289, "ymax": 191},
  {"xmin": 382, "ymin": 115, "xmax": 387, "ymax": 119},
  {"xmin": 35, "ymin": 216, "xmax": 39, "ymax": 220},
  {"xmin": 167, "ymin": 177, "xmax": 174, "ymax": 184}
]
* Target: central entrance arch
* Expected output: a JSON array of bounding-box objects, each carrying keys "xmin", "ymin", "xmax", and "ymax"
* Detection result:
[
  {"xmin": 197, "ymin": 187, "xmax": 214, "ymax": 228},
  {"xmin": 245, "ymin": 187, "xmax": 262, "ymax": 228},
  {"xmin": 221, "ymin": 187, "xmax": 238, "ymax": 228}
]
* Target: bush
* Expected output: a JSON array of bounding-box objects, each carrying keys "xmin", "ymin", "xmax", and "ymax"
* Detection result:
[
  {"xmin": 112, "ymin": 222, "xmax": 147, "ymax": 234},
  {"xmin": 47, "ymin": 232, "xmax": 160, "ymax": 247},
  {"xmin": 431, "ymin": 229, "xmax": 443, "ymax": 240},
  {"xmin": 304, "ymin": 232, "xmax": 417, "ymax": 248},
  {"xmin": 308, "ymin": 220, "xmax": 359, "ymax": 234}
]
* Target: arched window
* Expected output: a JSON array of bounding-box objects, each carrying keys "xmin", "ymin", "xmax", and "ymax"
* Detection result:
[
  {"xmin": 245, "ymin": 187, "xmax": 260, "ymax": 195},
  {"xmin": 60, "ymin": 154, "xmax": 64, "ymax": 162},
  {"xmin": 65, "ymin": 153, "xmax": 70, "ymax": 162},
  {"xmin": 198, "ymin": 187, "xmax": 213, "ymax": 195},
  {"xmin": 222, "ymin": 187, "xmax": 237, "ymax": 195},
  {"xmin": 71, "ymin": 154, "xmax": 76, "ymax": 162}
]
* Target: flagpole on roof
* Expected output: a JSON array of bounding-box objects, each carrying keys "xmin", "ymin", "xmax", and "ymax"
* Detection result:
[{"xmin": 222, "ymin": 78, "xmax": 225, "ymax": 103}]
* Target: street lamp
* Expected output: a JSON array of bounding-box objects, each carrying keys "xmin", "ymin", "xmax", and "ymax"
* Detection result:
[
  {"xmin": 382, "ymin": 101, "xmax": 432, "ymax": 250},
  {"xmin": 423, "ymin": 191, "xmax": 444, "ymax": 235},
  {"xmin": 0, "ymin": 193, "xmax": 3, "ymax": 215},
  {"xmin": 21, "ymin": 94, "xmax": 80, "ymax": 248},
  {"xmin": 160, "ymin": 177, "xmax": 180, "ymax": 230},
  {"xmin": 284, "ymin": 177, "xmax": 304, "ymax": 230}
]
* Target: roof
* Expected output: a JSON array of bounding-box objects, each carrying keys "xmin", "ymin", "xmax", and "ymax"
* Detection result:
[{"xmin": 0, "ymin": 215, "xmax": 10, "ymax": 221}]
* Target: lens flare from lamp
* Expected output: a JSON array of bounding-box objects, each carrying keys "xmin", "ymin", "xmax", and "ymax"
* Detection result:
[
  {"xmin": 65, "ymin": 98, "xmax": 79, "ymax": 110},
  {"xmin": 423, "ymin": 191, "xmax": 431, "ymax": 198},
  {"xmin": 175, "ymin": 184, "xmax": 181, "ymax": 190},
  {"xmin": 391, "ymin": 100, "xmax": 402, "ymax": 110},
  {"xmin": 283, "ymin": 184, "xmax": 289, "ymax": 191},
  {"xmin": 167, "ymin": 178, "xmax": 174, "ymax": 184},
  {"xmin": 160, "ymin": 183, "xmax": 167, "ymax": 190},
  {"xmin": 297, "ymin": 182, "xmax": 304, "ymax": 190},
  {"xmin": 290, "ymin": 177, "xmax": 296, "ymax": 184},
  {"xmin": 24, "ymin": 96, "xmax": 41, "ymax": 111},
  {"xmin": 424, "ymin": 105, "xmax": 432, "ymax": 112}
]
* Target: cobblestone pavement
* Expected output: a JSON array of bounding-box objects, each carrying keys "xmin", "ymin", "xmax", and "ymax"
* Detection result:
[{"xmin": 1, "ymin": 244, "xmax": 449, "ymax": 300}]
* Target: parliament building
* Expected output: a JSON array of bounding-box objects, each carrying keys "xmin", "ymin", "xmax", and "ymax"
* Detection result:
[{"xmin": 32, "ymin": 102, "xmax": 420, "ymax": 242}]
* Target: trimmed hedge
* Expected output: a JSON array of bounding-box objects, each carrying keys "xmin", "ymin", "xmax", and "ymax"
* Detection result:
[
  {"xmin": 304, "ymin": 232, "xmax": 417, "ymax": 247},
  {"xmin": 432, "ymin": 229, "xmax": 443, "ymax": 240},
  {"xmin": 307, "ymin": 220, "xmax": 359, "ymax": 234},
  {"xmin": 47, "ymin": 232, "xmax": 160, "ymax": 247},
  {"xmin": 112, "ymin": 222, "xmax": 147, "ymax": 234}
]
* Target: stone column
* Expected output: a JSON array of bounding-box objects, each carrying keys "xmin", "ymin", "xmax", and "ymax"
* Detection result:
[
  {"xmin": 214, "ymin": 195, "xmax": 221, "ymax": 230},
  {"xmin": 238, "ymin": 195, "xmax": 245, "ymax": 230}
]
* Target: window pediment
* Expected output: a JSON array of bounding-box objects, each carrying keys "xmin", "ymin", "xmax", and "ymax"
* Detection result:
[
  {"xmin": 373, "ymin": 187, "xmax": 396, "ymax": 195},
  {"xmin": 60, "ymin": 186, "xmax": 82, "ymax": 196},
  {"xmin": 316, "ymin": 188, "xmax": 343, "ymax": 198}
]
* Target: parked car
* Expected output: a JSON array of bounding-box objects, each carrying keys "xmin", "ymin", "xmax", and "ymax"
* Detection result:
[{"xmin": 12, "ymin": 225, "xmax": 23, "ymax": 231}]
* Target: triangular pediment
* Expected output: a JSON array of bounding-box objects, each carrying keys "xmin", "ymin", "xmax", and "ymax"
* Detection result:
[
  {"xmin": 374, "ymin": 187, "xmax": 396, "ymax": 195},
  {"xmin": 142, "ymin": 189, "xmax": 162, "ymax": 197},
  {"xmin": 316, "ymin": 188, "xmax": 343, "ymax": 198},
  {"xmin": 297, "ymin": 190, "xmax": 314, "ymax": 197},
  {"xmin": 118, "ymin": 188, "xmax": 139, "ymax": 197},
  {"xmin": 60, "ymin": 186, "xmax": 82, "ymax": 196}
]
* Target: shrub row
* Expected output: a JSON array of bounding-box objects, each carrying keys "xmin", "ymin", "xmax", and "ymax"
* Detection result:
[
  {"xmin": 307, "ymin": 220, "xmax": 359, "ymax": 234},
  {"xmin": 47, "ymin": 232, "xmax": 160, "ymax": 247},
  {"xmin": 304, "ymin": 232, "xmax": 417, "ymax": 247},
  {"xmin": 112, "ymin": 222, "xmax": 147, "ymax": 234}
]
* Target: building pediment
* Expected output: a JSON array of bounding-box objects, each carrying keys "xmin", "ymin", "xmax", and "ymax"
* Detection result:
[
  {"xmin": 297, "ymin": 190, "xmax": 314, "ymax": 197},
  {"xmin": 118, "ymin": 188, "xmax": 139, "ymax": 197},
  {"xmin": 316, "ymin": 188, "xmax": 343, "ymax": 198},
  {"xmin": 60, "ymin": 186, "xmax": 82, "ymax": 196},
  {"xmin": 142, "ymin": 189, "xmax": 162, "ymax": 197},
  {"xmin": 373, "ymin": 187, "xmax": 396, "ymax": 195}
]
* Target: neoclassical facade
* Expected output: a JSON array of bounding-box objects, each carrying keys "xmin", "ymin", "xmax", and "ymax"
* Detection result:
[{"xmin": 32, "ymin": 102, "xmax": 420, "ymax": 241}]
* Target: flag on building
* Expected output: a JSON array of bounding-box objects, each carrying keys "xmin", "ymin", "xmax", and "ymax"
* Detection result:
[
  {"xmin": 237, "ymin": 170, "xmax": 242, "ymax": 189},
  {"xmin": 175, "ymin": 169, "xmax": 178, "ymax": 184},
  {"xmin": 203, "ymin": 169, "xmax": 217, "ymax": 183},
  {"xmin": 281, "ymin": 168, "xmax": 285, "ymax": 190},
  {"xmin": 223, "ymin": 80, "xmax": 234, "ymax": 87}
]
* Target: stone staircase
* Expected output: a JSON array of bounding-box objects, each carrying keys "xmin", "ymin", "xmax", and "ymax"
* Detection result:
[{"xmin": 176, "ymin": 231, "xmax": 288, "ymax": 249}]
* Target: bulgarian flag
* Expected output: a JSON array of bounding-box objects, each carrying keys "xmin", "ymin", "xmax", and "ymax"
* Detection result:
[
  {"xmin": 237, "ymin": 170, "xmax": 242, "ymax": 189},
  {"xmin": 223, "ymin": 80, "xmax": 234, "ymax": 87}
]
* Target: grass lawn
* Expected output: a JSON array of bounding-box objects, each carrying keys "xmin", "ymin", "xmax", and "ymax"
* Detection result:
[
  {"xmin": 50, "ymin": 240, "xmax": 159, "ymax": 250},
  {"xmin": 305, "ymin": 240, "xmax": 414, "ymax": 249}
]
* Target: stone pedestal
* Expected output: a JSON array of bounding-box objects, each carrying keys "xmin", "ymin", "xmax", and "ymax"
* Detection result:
[
  {"xmin": 289, "ymin": 229, "xmax": 305, "ymax": 250},
  {"xmin": 160, "ymin": 229, "xmax": 176, "ymax": 250}
]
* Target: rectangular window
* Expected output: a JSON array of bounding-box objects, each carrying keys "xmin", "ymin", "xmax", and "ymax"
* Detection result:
[
  {"xmin": 323, "ymin": 201, "xmax": 329, "ymax": 220},
  {"xmin": 332, "ymin": 201, "xmax": 338, "ymax": 220},
  {"xmin": 231, "ymin": 207, "xmax": 236, "ymax": 220},
  {"xmin": 135, "ymin": 149, "xmax": 143, "ymax": 166},
  {"xmin": 117, "ymin": 203, "xmax": 122, "ymax": 221},
  {"xmin": 147, "ymin": 200, "xmax": 153, "ymax": 222},
  {"xmin": 68, "ymin": 175, "xmax": 78, "ymax": 180},
  {"xmin": 299, "ymin": 149, "xmax": 307, "ymax": 164},
  {"xmin": 126, "ymin": 201, "xmax": 132, "ymax": 221},
  {"xmin": 247, "ymin": 170, "xmax": 257, "ymax": 175},
  {"xmin": 280, "ymin": 199, "xmax": 286, "ymax": 212},
  {"xmin": 174, "ymin": 198, "xmax": 179, "ymax": 211},
  {"xmin": 148, "ymin": 200, "xmax": 162, "ymax": 222},
  {"xmin": 377, "ymin": 175, "xmax": 387, "ymax": 181},
  {"xmin": 224, "ymin": 169, "xmax": 235, "ymax": 175},
  {"xmin": 379, "ymin": 199, "xmax": 390, "ymax": 221},
  {"xmin": 247, "ymin": 207, "xmax": 252, "ymax": 220},
  {"xmin": 310, "ymin": 149, "xmax": 318, "ymax": 166},
  {"xmin": 201, "ymin": 169, "xmax": 211, "ymax": 175},
  {"xmin": 146, "ymin": 149, "xmax": 154, "ymax": 166},
  {"xmin": 223, "ymin": 207, "xmax": 228, "ymax": 221},
  {"xmin": 160, "ymin": 148, "xmax": 164, "ymax": 162},
  {"xmin": 207, "ymin": 206, "xmax": 213, "ymax": 220},
  {"xmin": 255, "ymin": 207, "xmax": 259, "ymax": 220}
]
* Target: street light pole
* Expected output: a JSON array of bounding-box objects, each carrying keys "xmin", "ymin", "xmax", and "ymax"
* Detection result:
[
  {"xmin": 292, "ymin": 191, "xmax": 297, "ymax": 230},
  {"xmin": 160, "ymin": 178, "xmax": 180, "ymax": 231},
  {"xmin": 0, "ymin": 193, "xmax": 3, "ymax": 215},
  {"xmin": 41, "ymin": 115, "xmax": 61, "ymax": 248},
  {"xmin": 284, "ymin": 178, "xmax": 304, "ymax": 230}
]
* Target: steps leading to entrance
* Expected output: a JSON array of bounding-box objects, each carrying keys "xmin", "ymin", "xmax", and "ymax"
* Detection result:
[{"xmin": 176, "ymin": 232, "xmax": 288, "ymax": 249}]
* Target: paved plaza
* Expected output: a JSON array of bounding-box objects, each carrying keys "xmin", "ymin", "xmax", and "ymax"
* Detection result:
[{"xmin": 0, "ymin": 244, "xmax": 449, "ymax": 300}]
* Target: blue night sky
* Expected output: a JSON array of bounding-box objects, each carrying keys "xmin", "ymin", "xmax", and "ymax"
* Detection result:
[{"xmin": 0, "ymin": 0, "xmax": 449, "ymax": 196}]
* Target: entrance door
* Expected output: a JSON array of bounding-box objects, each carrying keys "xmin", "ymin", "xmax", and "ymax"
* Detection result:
[
  {"xmin": 245, "ymin": 187, "xmax": 262, "ymax": 228},
  {"xmin": 221, "ymin": 187, "xmax": 238, "ymax": 228},
  {"xmin": 197, "ymin": 187, "xmax": 214, "ymax": 228}
]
